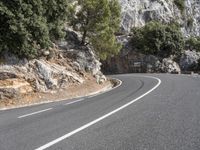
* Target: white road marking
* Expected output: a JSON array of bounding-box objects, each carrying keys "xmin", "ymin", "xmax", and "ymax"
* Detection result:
[
  {"xmin": 65, "ymin": 79, "xmax": 122, "ymax": 104},
  {"xmin": 88, "ymin": 94, "xmax": 98, "ymax": 98},
  {"xmin": 64, "ymin": 98, "xmax": 85, "ymax": 106},
  {"xmin": 35, "ymin": 76, "xmax": 161, "ymax": 150},
  {"xmin": 88, "ymin": 78, "xmax": 123, "ymax": 98},
  {"xmin": 18, "ymin": 108, "xmax": 53, "ymax": 119},
  {"xmin": 0, "ymin": 79, "xmax": 122, "ymax": 111}
]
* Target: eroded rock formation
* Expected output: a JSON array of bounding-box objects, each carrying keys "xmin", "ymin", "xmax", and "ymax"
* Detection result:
[
  {"xmin": 119, "ymin": 0, "xmax": 200, "ymax": 36},
  {"xmin": 0, "ymin": 29, "xmax": 105, "ymax": 100}
]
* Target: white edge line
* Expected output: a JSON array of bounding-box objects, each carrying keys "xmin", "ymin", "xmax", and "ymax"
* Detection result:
[
  {"xmin": 64, "ymin": 98, "xmax": 85, "ymax": 106},
  {"xmin": 63, "ymin": 79, "xmax": 122, "ymax": 105},
  {"xmin": 0, "ymin": 78, "xmax": 122, "ymax": 111},
  {"xmin": 62, "ymin": 79, "xmax": 122, "ymax": 106},
  {"xmin": 87, "ymin": 78, "xmax": 123, "ymax": 98},
  {"xmin": 88, "ymin": 94, "xmax": 98, "ymax": 98},
  {"xmin": 18, "ymin": 108, "xmax": 53, "ymax": 119},
  {"xmin": 35, "ymin": 76, "xmax": 161, "ymax": 150}
]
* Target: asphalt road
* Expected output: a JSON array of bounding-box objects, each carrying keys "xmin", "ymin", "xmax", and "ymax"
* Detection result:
[{"xmin": 0, "ymin": 74, "xmax": 200, "ymax": 150}]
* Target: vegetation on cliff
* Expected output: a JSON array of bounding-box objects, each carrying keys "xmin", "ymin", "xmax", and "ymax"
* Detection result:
[
  {"xmin": 69, "ymin": 0, "xmax": 121, "ymax": 60},
  {"xmin": 0, "ymin": 0, "xmax": 121, "ymax": 61},
  {"xmin": 185, "ymin": 37, "xmax": 200, "ymax": 52},
  {"xmin": 0, "ymin": 0, "xmax": 68, "ymax": 58},
  {"xmin": 131, "ymin": 21, "xmax": 184, "ymax": 58}
]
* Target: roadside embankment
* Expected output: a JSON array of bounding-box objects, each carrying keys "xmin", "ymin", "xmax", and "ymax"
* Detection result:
[{"xmin": 0, "ymin": 76, "xmax": 121, "ymax": 110}]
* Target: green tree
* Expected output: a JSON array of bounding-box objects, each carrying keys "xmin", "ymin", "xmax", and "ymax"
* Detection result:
[
  {"xmin": 185, "ymin": 37, "xmax": 200, "ymax": 51},
  {"xmin": 91, "ymin": 28, "xmax": 121, "ymax": 60},
  {"xmin": 70, "ymin": 0, "xmax": 121, "ymax": 60},
  {"xmin": 0, "ymin": 0, "xmax": 68, "ymax": 58},
  {"xmin": 131, "ymin": 21, "xmax": 184, "ymax": 58},
  {"xmin": 43, "ymin": 0, "xmax": 68, "ymax": 40}
]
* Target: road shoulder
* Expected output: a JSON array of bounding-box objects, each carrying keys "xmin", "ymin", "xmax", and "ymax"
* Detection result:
[{"xmin": 0, "ymin": 76, "xmax": 116, "ymax": 110}]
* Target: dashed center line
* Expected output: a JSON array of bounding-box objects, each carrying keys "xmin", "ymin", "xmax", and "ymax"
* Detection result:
[
  {"xmin": 64, "ymin": 98, "xmax": 85, "ymax": 106},
  {"xmin": 18, "ymin": 108, "xmax": 53, "ymax": 119}
]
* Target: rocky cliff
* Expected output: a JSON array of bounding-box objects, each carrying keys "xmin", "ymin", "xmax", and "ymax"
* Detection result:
[
  {"xmin": 102, "ymin": 0, "xmax": 200, "ymax": 74},
  {"xmin": 119, "ymin": 0, "xmax": 200, "ymax": 37},
  {"xmin": 0, "ymin": 28, "xmax": 106, "ymax": 100}
]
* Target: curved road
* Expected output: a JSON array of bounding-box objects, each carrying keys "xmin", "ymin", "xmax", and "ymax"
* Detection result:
[{"xmin": 0, "ymin": 74, "xmax": 200, "ymax": 150}]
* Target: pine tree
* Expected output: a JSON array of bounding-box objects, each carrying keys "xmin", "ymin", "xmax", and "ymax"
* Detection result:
[{"xmin": 70, "ymin": 0, "xmax": 121, "ymax": 60}]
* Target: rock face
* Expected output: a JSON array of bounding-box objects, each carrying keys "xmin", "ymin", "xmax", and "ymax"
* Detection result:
[
  {"xmin": 0, "ymin": 79, "xmax": 33, "ymax": 100},
  {"xmin": 0, "ymin": 28, "xmax": 104, "ymax": 100},
  {"xmin": 102, "ymin": 50, "xmax": 181, "ymax": 74},
  {"xmin": 143, "ymin": 55, "xmax": 162, "ymax": 72},
  {"xmin": 58, "ymin": 28, "xmax": 102, "ymax": 76},
  {"xmin": 179, "ymin": 50, "xmax": 200, "ymax": 70},
  {"xmin": 58, "ymin": 28, "xmax": 106, "ymax": 83},
  {"xmin": 103, "ymin": 0, "xmax": 200, "ymax": 74},
  {"xmin": 0, "ymin": 58, "xmax": 84, "ymax": 96},
  {"xmin": 119, "ymin": 0, "xmax": 200, "ymax": 36}
]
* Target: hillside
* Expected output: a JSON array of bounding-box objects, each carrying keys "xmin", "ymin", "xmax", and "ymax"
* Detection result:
[
  {"xmin": 0, "ymin": 0, "xmax": 121, "ymax": 107},
  {"xmin": 103, "ymin": 0, "xmax": 200, "ymax": 74},
  {"xmin": 0, "ymin": 28, "xmax": 110, "ymax": 108}
]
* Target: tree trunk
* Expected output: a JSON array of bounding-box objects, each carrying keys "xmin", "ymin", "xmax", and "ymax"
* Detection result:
[
  {"xmin": 81, "ymin": 30, "xmax": 87, "ymax": 45},
  {"xmin": 81, "ymin": 16, "xmax": 89, "ymax": 45}
]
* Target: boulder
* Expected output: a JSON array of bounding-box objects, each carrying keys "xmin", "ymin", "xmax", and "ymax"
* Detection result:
[
  {"xmin": 179, "ymin": 50, "xmax": 200, "ymax": 71},
  {"xmin": 34, "ymin": 59, "xmax": 84, "ymax": 90},
  {"xmin": 95, "ymin": 74, "xmax": 107, "ymax": 84},
  {"xmin": 161, "ymin": 58, "xmax": 181, "ymax": 73}
]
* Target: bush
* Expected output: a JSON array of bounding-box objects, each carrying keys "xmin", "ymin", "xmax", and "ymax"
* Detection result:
[
  {"xmin": 174, "ymin": 0, "xmax": 185, "ymax": 14},
  {"xmin": 185, "ymin": 37, "xmax": 200, "ymax": 51},
  {"xmin": 187, "ymin": 17, "xmax": 194, "ymax": 28},
  {"xmin": 0, "ymin": 0, "xmax": 68, "ymax": 58},
  {"xmin": 131, "ymin": 21, "xmax": 184, "ymax": 58}
]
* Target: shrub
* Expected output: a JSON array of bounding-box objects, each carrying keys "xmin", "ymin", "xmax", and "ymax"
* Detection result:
[
  {"xmin": 185, "ymin": 37, "xmax": 200, "ymax": 51},
  {"xmin": 187, "ymin": 17, "xmax": 194, "ymax": 28},
  {"xmin": 0, "ymin": 0, "xmax": 68, "ymax": 58},
  {"xmin": 131, "ymin": 21, "xmax": 184, "ymax": 58}
]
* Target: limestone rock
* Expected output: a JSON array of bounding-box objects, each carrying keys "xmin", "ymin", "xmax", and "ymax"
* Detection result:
[
  {"xmin": 57, "ymin": 29, "xmax": 102, "ymax": 76},
  {"xmin": 95, "ymin": 74, "xmax": 107, "ymax": 84},
  {"xmin": 0, "ymin": 72, "xmax": 18, "ymax": 80},
  {"xmin": 179, "ymin": 50, "xmax": 200, "ymax": 70},
  {"xmin": 0, "ymin": 54, "xmax": 85, "ymax": 99},
  {"xmin": 119, "ymin": 0, "xmax": 200, "ymax": 37},
  {"xmin": 0, "ymin": 28, "xmax": 105, "ymax": 100},
  {"xmin": 43, "ymin": 50, "xmax": 50, "ymax": 56},
  {"xmin": 0, "ymin": 79, "xmax": 33, "ymax": 100},
  {"xmin": 161, "ymin": 58, "xmax": 181, "ymax": 73}
]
